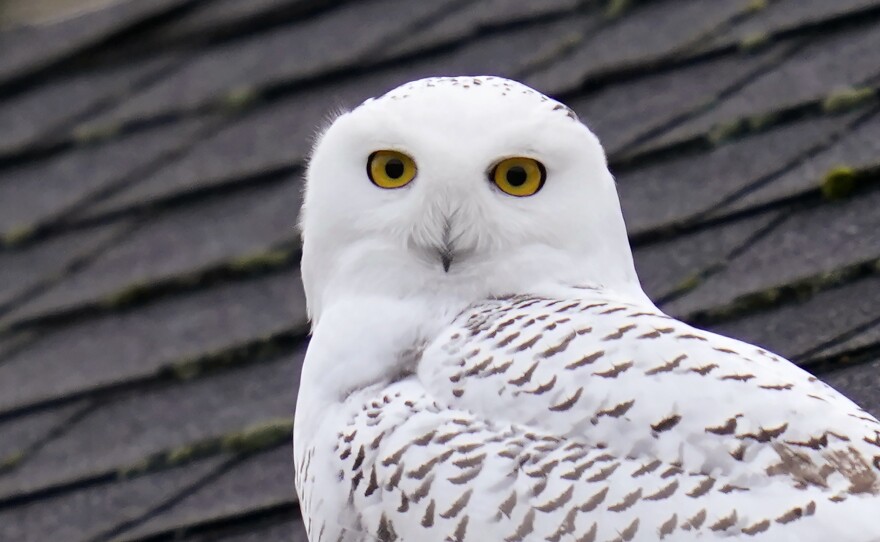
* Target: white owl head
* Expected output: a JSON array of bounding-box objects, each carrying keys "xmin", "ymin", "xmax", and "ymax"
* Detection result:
[{"xmin": 300, "ymin": 76, "xmax": 646, "ymax": 323}]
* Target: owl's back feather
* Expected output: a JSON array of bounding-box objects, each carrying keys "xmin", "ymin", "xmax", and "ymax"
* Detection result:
[{"xmin": 296, "ymin": 286, "xmax": 880, "ymax": 542}]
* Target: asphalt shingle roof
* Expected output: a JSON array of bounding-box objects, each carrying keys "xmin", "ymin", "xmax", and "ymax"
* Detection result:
[{"xmin": 1, "ymin": 0, "xmax": 880, "ymax": 539}]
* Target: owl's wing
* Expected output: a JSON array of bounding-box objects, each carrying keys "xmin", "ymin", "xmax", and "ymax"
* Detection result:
[
  {"xmin": 335, "ymin": 379, "xmax": 880, "ymax": 542},
  {"xmin": 339, "ymin": 286, "xmax": 880, "ymax": 540},
  {"xmin": 318, "ymin": 288, "xmax": 880, "ymax": 542},
  {"xmin": 418, "ymin": 289, "xmax": 880, "ymax": 485}
]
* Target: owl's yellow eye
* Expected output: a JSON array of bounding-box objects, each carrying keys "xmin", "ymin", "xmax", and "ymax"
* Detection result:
[
  {"xmin": 491, "ymin": 157, "xmax": 546, "ymax": 197},
  {"xmin": 367, "ymin": 150, "xmax": 417, "ymax": 189}
]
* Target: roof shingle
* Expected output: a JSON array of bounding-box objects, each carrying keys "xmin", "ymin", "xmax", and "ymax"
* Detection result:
[{"xmin": 2, "ymin": 0, "xmax": 880, "ymax": 539}]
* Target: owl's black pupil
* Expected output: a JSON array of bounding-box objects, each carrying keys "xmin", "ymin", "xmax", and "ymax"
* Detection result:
[
  {"xmin": 506, "ymin": 166, "xmax": 528, "ymax": 187},
  {"xmin": 385, "ymin": 159, "xmax": 405, "ymax": 179}
]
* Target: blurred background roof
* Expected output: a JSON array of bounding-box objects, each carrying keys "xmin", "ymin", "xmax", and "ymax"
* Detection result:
[{"xmin": 1, "ymin": 0, "xmax": 880, "ymax": 540}]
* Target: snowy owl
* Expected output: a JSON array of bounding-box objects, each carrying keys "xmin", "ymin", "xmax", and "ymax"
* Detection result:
[{"xmin": 293, "ymin": 76, "xmax": 880, "ymax": 542}]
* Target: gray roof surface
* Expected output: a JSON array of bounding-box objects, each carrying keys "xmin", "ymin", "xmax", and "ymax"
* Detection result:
[{"xmin": 1, "ymin": 0, "xmax": 880, "ymax": 539}]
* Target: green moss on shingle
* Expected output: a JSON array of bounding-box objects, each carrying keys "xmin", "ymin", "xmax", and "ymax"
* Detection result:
[
  {"xmin": 0, "ymin": 451, "xmax": 24, "ymax": 472},
  {"xmin": 115, "ymin": 408, "xmax": 297, "ymax": 480},
  {"xmin": 166, "ymin": 329, "xmax": 298, "ymax": 383},
  {"xmin": 228, "ymin": 248, "xmax": 296, "ymax": 272},
  {"xmin": 822, "ymin": 87, "xmax": 877, "ymax": 114},
  {"xmin": 171, "ymin": 360, "xmax": 202, "ymax": 380},
  {"xmin": 739, "ymin": 32, "xmax": 770, "ymax": 52},
  {"xmin": 168, "ymin": 348, "xmax": 235, "ymax": 382},
  {"xmin": 222, "ymin": 418, "xmax": 293, "ymax": 454},
  {"xmin": 164, "ymin": 439, "xmax": 221, "ymax": 466},
  {"xmin": 708, "ymin": 119, "xmax": 746, "ymax": 145},
  {"xmin": 758, "ymin": 287, "xmax": 782, "ymax": 305},
  {"xmin": 605, "ymin": 0, "xmax": 631, "ymax": 18},
  {"xmin": 708, "ymin": 110, "xmax": 782, "ymax": 145},
  {"xmin": 746, "ymin": 0, "xmax": 768, "ymax": 12},
  {"xmin": 72, "ymin": 122, "xmax": 121, "ymax": 145},
  {"xmin": 118, "ymin": 439, "xmax": 221, "ymax": 479},
  {"xmin": 559, "ymin": 31, "xmax": 585, "ymax": 49},
  {"xmin": 747, "ymin": 110, "xmax": 780, "ymax": 132},
  {"xmin": 117, "ymin": 458, "xmax": 151, "ymax": 479},
  {"xmin": 165, "ymin": 444, "xmax": 198, "ymax": 465},
  {"xmin": 99, "ymin": 281, "xmax": 150, "ymax": 309},
  {"xmin": 221, "ymin": 86, "xmax": 259, "ymax": 111},
  {"xmin": 702, "ymin": 289, "xmax": 777, "ymax": 324},
  {"xmin": 2, "ymin": 225, "xmax": 35, "ymax": 247},
  {"xmin": 821, "ymin": 166, "xmax": 858, "ymax": 200},
  {"xmin": 670, "ymin": 274, "xmax": 702, "ymax": 296},
  {"xmin": 690, "ymin": 259, "xmax": 880, "ymax": 327}
]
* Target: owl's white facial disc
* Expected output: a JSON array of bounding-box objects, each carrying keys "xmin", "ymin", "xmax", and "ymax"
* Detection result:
[{"xmin": 300, "ymin": 76, "xmax": 647, "ymax": 323}]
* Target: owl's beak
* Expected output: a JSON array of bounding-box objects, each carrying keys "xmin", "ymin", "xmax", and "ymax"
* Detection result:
[
  {"xmin": 440, "ymin": 250, "xmax": 453, "ymax": 273},
  {"xmin": 437, "ymin": 212, "xmax": 457, "ymax": 273}
]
